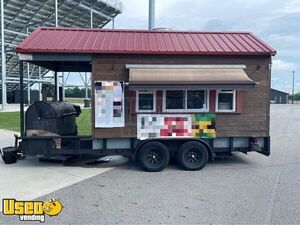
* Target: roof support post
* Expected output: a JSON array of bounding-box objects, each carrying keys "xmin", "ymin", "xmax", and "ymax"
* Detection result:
[
  {"xmin": 62, "ymin": 72, "xmax": 65, "ymax": 101},
  {"xmin": 1, "ymin": 0, "xmax": 7, "ymax": 110},
  {"xmin": 85, "ymin": 72, "xmax": 88, "ymax": 99},
  {"xmin": 38, "ymin": 66, "xmax": 42, "ymax": 101},
  {"xmin": 19, "ymin": 60, "xmax": 25, "ymax": 136},
  {"xmin": 54, "ymin": 71, "xmax": 59, "ymax": 101},
  {"xmin": 26, "ymin": 28, "xmax": 30, "ymax": 104},
  {"xmin": 27, "ymin": 62, "xmax": 30, "ymax": 104}
]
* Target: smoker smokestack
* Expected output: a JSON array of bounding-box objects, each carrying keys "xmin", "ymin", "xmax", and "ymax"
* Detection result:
[{"xmin": 148, "ymin": 0, "xmax": 155, "ymax": 30}]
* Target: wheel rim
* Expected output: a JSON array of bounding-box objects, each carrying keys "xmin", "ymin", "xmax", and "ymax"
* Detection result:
[
  {"xmin": 144, "ymin": 148, "xmax": 163, "ymax": 168},
  {"xmin": 183, "ymin": 148, "xmax": 203, "ymax": 168}
]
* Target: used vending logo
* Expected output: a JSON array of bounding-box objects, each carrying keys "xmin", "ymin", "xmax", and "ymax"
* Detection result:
[{"xmin": 2, "ymin": 198, "xmax": 63, "ymax": 223}]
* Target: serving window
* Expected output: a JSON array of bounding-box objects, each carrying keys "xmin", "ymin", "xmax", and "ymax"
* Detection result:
[
  {"xmin": 216, "ymin": 90, "xmax": 236, "ymax": 112},
  {"xmin": 163, "ymin": 90, "xmax": 209, "ymax": 112},
  {"xmin": 136, "ymin": 90, "xmax": 156, "ymax": 112},
  {"xmin": 133, "ymin": 89, "xmax": 242, "ymax": 114}
]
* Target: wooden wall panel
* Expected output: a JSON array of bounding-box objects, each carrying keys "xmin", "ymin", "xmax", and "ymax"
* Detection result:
[
  {"xmin": 156, "ymin": 91, "xmax": 163, "ymax": 113},
  {"xmin": 236, "ymin": 90, "xmax": 244, "ymax": 113},
  {"xmin": 92, "ymin": 54, "xmax": 271, "ymax": 138},
  {"xmin": 209, "ymin": 90, "xmax": 216, "ymax": 112}
]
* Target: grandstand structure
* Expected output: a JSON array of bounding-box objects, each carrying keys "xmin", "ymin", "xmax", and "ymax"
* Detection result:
[{"xmin": 0, "ymin": 0, "xmax": 122, "ymax": 109}]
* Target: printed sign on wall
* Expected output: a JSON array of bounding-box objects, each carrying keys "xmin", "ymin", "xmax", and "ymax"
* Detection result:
[
  {"xmin": 95, "ymin": 81, "xmax": 124, "ymax": 128},
  {"xmin": 137, "ymin": 114, "xmax": 216, "ymax": 140}
]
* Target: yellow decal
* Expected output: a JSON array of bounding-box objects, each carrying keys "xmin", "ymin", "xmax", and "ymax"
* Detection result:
[
  {"xmin": 2, "ymin": 198, "xmax": 63, "ymax": 223},
  {"xmin": 43, "ymin": 199, "xmax": 63, "ymax": 216}
]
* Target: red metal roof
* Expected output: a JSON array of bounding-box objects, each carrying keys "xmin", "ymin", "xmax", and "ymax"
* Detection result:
[{"xmin": 16, "ymin": 27, "xmax": 276, "ymax": 56}]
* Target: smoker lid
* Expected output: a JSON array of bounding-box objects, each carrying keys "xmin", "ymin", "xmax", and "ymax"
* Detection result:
[{"xmin": 26, "ymin": 101, "xmax": 77, "ymax": 119}]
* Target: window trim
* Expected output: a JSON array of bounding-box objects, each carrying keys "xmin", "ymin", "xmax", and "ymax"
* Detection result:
[
  {"xmin": 162, "ymin": 89, "xmax": 209, "ymax": 113},
  {"xmin": 216, "ymin": 90, "xmax": 236, "ymax": 112},
  {"xmin": 136, "ymin": 90, "xmax": 156, "ymax": 113}
]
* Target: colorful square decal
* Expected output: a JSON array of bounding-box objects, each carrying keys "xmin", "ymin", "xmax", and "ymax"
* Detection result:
[
  {"xmin": 137, "ymin": 114, "xmax": 216, "ymax": 140},
  {"xmin": 95, "ymin": 81, "xmax": 124, "ymax": 128}
]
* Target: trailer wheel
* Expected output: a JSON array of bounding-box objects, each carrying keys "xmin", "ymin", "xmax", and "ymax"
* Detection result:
[
  {"xmin": 178, "ymin": 141, "xmax": 208, "ymax": 170},
  {"xmin": 138, "ymin": 141, "xmax": 170, "ymax": 172},
  {"xmin": 1, "ymin": 147, "xmax": 17, "ymax": 164}
]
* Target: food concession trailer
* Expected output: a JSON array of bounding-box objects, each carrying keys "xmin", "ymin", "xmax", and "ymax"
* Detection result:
[{"xmin": 1, "ymin": 27, "xmax": 276, "ymax": 172}]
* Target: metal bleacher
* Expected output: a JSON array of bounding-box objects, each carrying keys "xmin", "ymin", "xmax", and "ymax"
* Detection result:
[{"xmin": 0, "ymin": 0, "xmax": 122, "ymax": 107}]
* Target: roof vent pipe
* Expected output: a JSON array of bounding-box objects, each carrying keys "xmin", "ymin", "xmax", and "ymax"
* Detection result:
[{"xmin": 148, "ymin": 0, "xmax": 155, "ymax": 30}]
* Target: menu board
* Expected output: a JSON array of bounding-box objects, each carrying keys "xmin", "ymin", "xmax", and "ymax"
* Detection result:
[{"xmin": 94, "ymin": 81, "xmax": 124, "ymax": 128}]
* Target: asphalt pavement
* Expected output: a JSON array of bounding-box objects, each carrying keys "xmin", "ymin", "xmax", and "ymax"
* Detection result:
[{"xmin": 1, "ymin": 104, "xmax": 300, "ymax": 225}]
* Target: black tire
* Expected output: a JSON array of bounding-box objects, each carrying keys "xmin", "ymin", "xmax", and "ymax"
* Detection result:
[
  {"xmin": 138, "ymin": 141, "xmax": 170, "ymax": 172},
  {"xmin": 178, "ymin": 141, "xmax": 208, "ymax": 170},
  {"xmin": 1, "ymin": 147, "xmax": 17, "ymax": 164}
]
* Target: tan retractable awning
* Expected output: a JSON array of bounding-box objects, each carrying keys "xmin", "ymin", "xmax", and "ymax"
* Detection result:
[{"xmin": 129, "ymin": 68, "xmax": 256, "ymax": 89}]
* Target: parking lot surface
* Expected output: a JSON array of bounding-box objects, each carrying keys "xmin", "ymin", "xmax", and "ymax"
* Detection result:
[{"xmin": 1, "ymin": 104, "xmax": 300, "ymax": 224}]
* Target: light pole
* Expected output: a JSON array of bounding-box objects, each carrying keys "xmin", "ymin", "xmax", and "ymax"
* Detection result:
[
  {"xmin": 148, "ymin": 0, "xmax": 155, "ymax": 30},
  {"xmin": 292, "ymin": 70, "xmax": 295, "ymax": 104}
]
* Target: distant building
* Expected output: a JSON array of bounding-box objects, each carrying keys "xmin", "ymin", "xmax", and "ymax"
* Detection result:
[{"xmin": 270, "ymin": 88, "xmax": 289, "ymax": 104}]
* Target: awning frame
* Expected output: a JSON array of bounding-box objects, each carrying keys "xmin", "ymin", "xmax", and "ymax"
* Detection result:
[
  {"xmin": 126, "ymin": 64, "xmax": 246, "ymax": 69},
  {"xmin": 127, "ymin": 64, "xmax": 256, "ymax": 90}
]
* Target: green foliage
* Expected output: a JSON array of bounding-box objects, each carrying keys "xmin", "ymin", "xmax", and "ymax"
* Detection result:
[
  {"xmin": 288, "ymin": 92, "xmax": 300, "ymax": 100},
  {"xmin": 46, "ymin": 86, "xmax": 91, "ymax": 98},
  {"xmin": 65, "ymin": 87, "xmax": 91, "ymax": 98}
]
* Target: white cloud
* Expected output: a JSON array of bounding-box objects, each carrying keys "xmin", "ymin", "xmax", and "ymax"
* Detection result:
[
  {"xmin": 110, "ymin": 0, "xmax": 300, "ymax": 91},
  {"xmin": 280, "ymin": 0, "xmax": 300, "ymax": 14},
  {"xmin": 272, "ymin": 59, "xmax": 297, "ymax": 71},
  {"xmin": 267, "ymin": 33, "xmax": 300, "ymax": 49}
]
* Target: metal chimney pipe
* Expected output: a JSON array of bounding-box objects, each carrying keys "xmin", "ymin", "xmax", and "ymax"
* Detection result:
[{"xmin": 148, "ymin": 0, "xmax": 155, "ymax": 30}]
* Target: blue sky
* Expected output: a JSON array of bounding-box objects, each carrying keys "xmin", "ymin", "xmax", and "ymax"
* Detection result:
[{"xmin": 69, "ymin": 0, "xmax": 300, "ymax": 93}]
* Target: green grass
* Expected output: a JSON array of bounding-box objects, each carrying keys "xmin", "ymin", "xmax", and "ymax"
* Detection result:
[
  {"xmin": 46, "ymin": 98, "xmax": 86, "ymax": 104},
  {"xmin": 77, "ymin": 109, "xmax": 91, "ymax": 135},
  {"xmin": 0, "ymin": 109, "xmax": 91, "ymax": 135},
  {"xmin": 65, "ymin": 98, "xmax": 86, "ymax": 104},
  {"xmin": 0, "ymin": 111, "xmax": 20, "ymax": 132}
]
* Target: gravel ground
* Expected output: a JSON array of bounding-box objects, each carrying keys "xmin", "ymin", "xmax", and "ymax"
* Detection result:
[{"xmin": 1, "ymin": 104, "xmax": 300, "ymax": 225}]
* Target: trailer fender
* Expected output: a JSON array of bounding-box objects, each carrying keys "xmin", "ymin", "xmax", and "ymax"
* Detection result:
[{"xmin": 195, "ymin": 139, "xmax": 215, "ymax": 162}]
